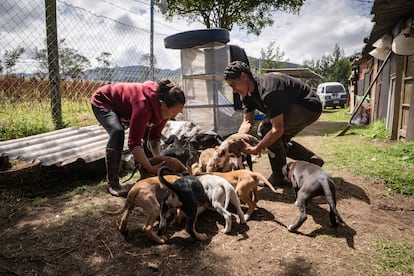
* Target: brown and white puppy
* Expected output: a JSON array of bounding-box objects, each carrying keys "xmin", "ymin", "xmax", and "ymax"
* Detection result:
[
  {"xmin": 207, "ymin": 133, "xmax": 259, "ymax": 172},
  {"xmin": 192, "ymin": 147, "xmax": 240, "ymax": 175},
  {"xmin": 207, "ymin": 169, "xmax": 278, "ymax": 221},
  {"xmin": 104, "ymin": 174, "xmax": 180, "ymax": 244},
  {"xmin": 282, "ymin": 161, "xmax": 344, "ymax": 232}
]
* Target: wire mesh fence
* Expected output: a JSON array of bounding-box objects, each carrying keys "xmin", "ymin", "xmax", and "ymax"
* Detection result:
[{"xmin": 0, "ymin": 0, "xmax": 182, "ymax": 139}]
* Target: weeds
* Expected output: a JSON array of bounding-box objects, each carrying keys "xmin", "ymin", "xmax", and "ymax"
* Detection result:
[
  {"xmin": 373, "ymin": 239, "xmax": 414, "ymax": 275},
  {"xmin": 0, "ymin": 97, "xmax": 94, "ymax": 140},
  {"xmin": 313, "ymin": 110, "xmax": 414, "ymax": 195}
]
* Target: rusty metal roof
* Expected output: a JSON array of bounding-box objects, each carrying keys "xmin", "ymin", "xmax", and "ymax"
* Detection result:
[{"xmin": 0, "ymin": 125, "xmax": 129, "ymax": 168}]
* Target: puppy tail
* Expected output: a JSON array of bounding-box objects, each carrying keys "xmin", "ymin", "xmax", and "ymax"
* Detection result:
[
  {"xmin": 324, "ymin": 177, "xmax": 344, "ymax": 223},
  {"xmin": 223, "ymin": 183, "xmax": 233, "ymax": 210},
  {"xmin": 158, "ymin": 166, "xmax": 176, "ymax": 191},
  {"xmin": 103, "ymin": 203, "xmax": 128, "ymax": 216},
  {"xmin": 255, "ymin": 172, "xmax": 277, "ymax": 193}
]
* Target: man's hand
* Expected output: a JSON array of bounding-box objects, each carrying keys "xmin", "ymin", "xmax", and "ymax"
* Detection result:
[{"xmin": 241, "ymin": 140, "xmax": 260, "ymax": 155}]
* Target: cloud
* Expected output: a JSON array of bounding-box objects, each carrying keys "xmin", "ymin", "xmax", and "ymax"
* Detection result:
[
  {"xmin": 231, "ymin": 0, "xmax": 373, "ymax": 64},
  {"xmin": 2, "ymin": 0, "xmax": 374, "ymax": 73}
]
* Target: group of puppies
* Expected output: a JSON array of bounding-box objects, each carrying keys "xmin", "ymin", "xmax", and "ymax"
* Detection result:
[{"xmin": 105, "ymin": 132, "xmax": 344, "ymax": 244}]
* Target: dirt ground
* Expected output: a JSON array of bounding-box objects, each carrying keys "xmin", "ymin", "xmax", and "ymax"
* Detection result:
[{"xmin": 1, "ymin": 121, "xmax": 413, "ymax": 276}]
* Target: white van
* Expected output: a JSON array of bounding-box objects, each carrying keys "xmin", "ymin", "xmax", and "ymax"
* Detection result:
[{"xmin": 316, "ymin": 82, "xmax": 348, "ymax": 109}]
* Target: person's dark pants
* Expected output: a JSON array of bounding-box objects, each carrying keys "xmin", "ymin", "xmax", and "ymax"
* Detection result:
[
  {"xmin": 92, "ymin": 105, "xmax": 125, "ymax": 151},
  {"xmin": 92, "ymin": 105, "xmax": 127, "ymax": 197},
  {"xmin": 258, "ymin": 104, "xmax": 323, "ymax": 185}
]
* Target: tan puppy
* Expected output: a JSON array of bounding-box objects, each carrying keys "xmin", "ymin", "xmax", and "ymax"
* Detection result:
[
  {"xmin": 104, "ymin": 175, "xmax": 180, "ymax": 244},
  {"xmin": 192, "ymin": 147, "xmax": 239, "ymax": 174},
  {"xmin": 208, "ymin": 169, "xmax": 277, "ymax": 220},
  {"xmin": 207, "ymin": 133, "xmax": 259, "ymax": 172},
  {"xmin": 191, "ymin": 148, "xmax": 215, "ymax": 175}
]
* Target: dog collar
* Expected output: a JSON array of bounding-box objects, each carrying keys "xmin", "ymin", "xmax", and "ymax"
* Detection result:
[{"xmin": 287, "ymin": 161, "xmax": 297, "ymax": 182}]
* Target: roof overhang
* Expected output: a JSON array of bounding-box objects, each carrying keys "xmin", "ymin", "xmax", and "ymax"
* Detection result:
[{"xmin": 362, "ymin": 0, "xmax": 414, "ymax": 56}]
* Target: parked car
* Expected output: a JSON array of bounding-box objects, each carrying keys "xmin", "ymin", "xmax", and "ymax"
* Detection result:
[{"xmin": 316, "ymin": 82, "xmax": 348, "ymax": 109}]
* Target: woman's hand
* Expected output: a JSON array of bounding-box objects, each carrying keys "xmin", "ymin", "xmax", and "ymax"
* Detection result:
[
  {"xmin": 147, "ymin": 161, "xmax": 166, "ymax": 175},
  {"xmin": 132, "ymin": 146, "xmax": 164, "ymax": 175}
]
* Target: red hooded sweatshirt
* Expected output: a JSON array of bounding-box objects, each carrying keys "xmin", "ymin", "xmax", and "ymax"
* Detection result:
[{"xmin": 91, "ymin": 81, "xmax": 166, "ymax": 151}]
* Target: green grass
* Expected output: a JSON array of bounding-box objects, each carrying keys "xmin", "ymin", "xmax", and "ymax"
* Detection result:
[
  {"xmin": 0, "ymin": 98, "xmax": 95, "ymax": 140},
  {"xmin": 314, "ymin": 109, "xmax": 414, "ymax": 195},
  {"xmin": 372, "ymin": 239, "xmax": 414, "ymax": 275}
]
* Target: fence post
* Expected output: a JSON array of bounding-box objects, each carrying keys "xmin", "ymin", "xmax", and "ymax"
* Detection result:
[
  {"xmin": 150, "ymin": 0, "xmax": 155, "ymax": 80},
  {"xmin": 45, "ymin": 0, "xmax": 63, "ymax": 129}
]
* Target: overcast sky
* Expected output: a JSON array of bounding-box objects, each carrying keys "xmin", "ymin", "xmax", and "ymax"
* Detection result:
[
  {"xmin": 2, "ymin": 0, "xmax": 374, "ymax": 72},
  {"xmin": 79, "ymin": 0, "xmax": 375, "ymax": 64}
]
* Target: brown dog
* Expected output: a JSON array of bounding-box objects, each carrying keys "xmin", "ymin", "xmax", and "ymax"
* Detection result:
[
  {"xmin": 104, "ymin": 175, "xmax": 180, "ymax": 244},
  {"xmin": 192, "ymin": 147, "xmax": 239, "ymax": 174},
  {"xmin": 208, "ymin": 169, "xmax": 277, "ymax": 220},
  {"xmin": 123, "ymin": 156, "xmax": 188, "ymax": 183},
  {"xmin": 207, "ymin": 133, "xmax": 259, "ymax": 172}
]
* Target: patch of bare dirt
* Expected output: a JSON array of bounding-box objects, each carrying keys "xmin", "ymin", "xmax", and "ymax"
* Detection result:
[{"xmin": 1, "ymin": 121, "xmax": 413, "ymax": 275}]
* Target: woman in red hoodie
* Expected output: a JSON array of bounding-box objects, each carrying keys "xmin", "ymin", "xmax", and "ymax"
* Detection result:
[{"xmin": 91, "ymin": 79, "xmax": 185, "ymax": 197}]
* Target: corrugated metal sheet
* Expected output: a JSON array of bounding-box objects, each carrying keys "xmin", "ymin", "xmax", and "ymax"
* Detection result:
[
  {"xmin": 0, "ymin": 125, "xmax": 129, "ymax": 167},
  {"xmin": 0, "ymin": 120, "xmax": 201, "ymax": 171}
]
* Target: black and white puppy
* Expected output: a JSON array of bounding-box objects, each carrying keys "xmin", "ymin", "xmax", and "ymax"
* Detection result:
[
  {"xmin": 282, "ymin": 161, "xmax": 344, "ymax": 232},
  {"xmin": 158, "ymin": 166, "xmax": 210, "ymax": 241},
  {"xmin": 197, "ymin": 174, "xmax": 246, "ymax": 233}
]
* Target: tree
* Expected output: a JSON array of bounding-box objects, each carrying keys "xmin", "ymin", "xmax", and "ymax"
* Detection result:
[
  {"xmin": 259, "ymin": 41, "xmax": 286, "ymax": 72},
  {"xmin": 34, "ymin": 39, "xmax": 90, "ymax": 79},
  {"xmin": 163, "ymin": 0, "xmax": 305, "ymax": 35},
  {"xmin": 303, "ymin": 44, "xmax": 352, "ymax": 88},
  {"xmin": 3, "ymin": 47, "xmax": 25, "ymax": 75},
  {"xmin": 140, "ymin": 53, "xmax": 157, "ymax": 81},
  {"xmin": 60, "ymin": 47, "xmax": 90, "ymax": 79},
  {"xmin": 96, "ymin": 52, "xmax": 113, "ymax": 82}
]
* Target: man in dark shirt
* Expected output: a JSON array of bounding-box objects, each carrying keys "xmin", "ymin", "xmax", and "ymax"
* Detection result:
[{"xmin": 224, "ymin": 61, "xmax": 324, "ymax": 185}]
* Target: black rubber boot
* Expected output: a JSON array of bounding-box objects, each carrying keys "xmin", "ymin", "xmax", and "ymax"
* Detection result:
[
  {"xmin": 105, "ymin": 148, "xmax": 128, "ymax": 197},
  {"xmin": 285, "ymin": 141, "xmax": 324, "ymax": 167}
]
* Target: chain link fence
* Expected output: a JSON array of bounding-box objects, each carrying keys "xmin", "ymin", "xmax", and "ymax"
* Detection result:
[{"xmin": 0, "ymin": 0, "xmax": 182, "ymax": 139}]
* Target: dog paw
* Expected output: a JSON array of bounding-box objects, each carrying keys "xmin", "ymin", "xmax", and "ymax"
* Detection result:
[
  {"xmin": 287, "ymin": 225, "xmax": 296, "ymax": 232},
  {"xmin": 244, "ymin": 214, "xmax": 250, "ymax": 221}
]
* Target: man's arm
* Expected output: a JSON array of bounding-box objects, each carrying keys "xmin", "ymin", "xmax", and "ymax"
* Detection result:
[
  {"xmin": 242, "ymin": 113, "xmax": 284, "ymax": 154},
  {"xmin": 238, "ymin": 111, "xmax": 254, "ymax": 134}
]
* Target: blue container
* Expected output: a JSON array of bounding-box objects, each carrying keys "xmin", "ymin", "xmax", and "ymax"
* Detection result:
[{"xmin": 254, "ymin": 114, "xmax": 265, "ymax": 121}]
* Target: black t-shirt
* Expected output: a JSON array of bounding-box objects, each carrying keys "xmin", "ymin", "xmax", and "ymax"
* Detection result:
[{"xmin": 243, "ymin": 73, "xmax": 322, "ymax": 118}]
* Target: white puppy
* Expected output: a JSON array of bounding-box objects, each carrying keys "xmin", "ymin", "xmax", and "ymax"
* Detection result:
[{"xmin": 197, "ymin": 174, "xmax": 247, "ymax": 233}]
